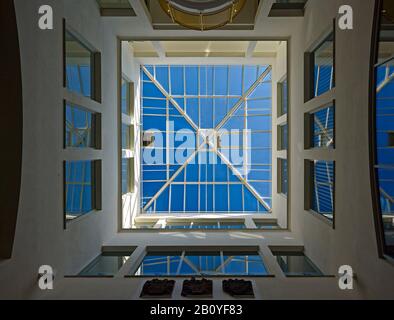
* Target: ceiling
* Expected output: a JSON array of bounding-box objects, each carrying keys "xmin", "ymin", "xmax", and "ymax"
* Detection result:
[{"xmin": 131, "ymin": 40, "xmax": 282, "ymax": 58}]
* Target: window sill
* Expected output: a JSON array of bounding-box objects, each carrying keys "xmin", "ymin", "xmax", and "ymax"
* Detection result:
[
  {"xmin": 124, "ymin": 274, "xmax": 275, "ymax": 279},
  {"xmin": 64, "ymin": 275, "xmax": 114, "ymax": 278},
  {"xmin": 64, "ymin": 210, "xmax": 100, "ymax": 229},
  {"xmin": 306, "ymin": 209, "xmax": 334, "ymax": 229}
]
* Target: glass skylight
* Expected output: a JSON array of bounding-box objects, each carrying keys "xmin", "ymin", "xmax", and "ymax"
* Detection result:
[
  {"xmin": 141, "ymin": 65, "xmax": 272, "ymax": 214},
  {"xmin": 134, "ymin": 250, "xmax": 268, "ymax": 276}
]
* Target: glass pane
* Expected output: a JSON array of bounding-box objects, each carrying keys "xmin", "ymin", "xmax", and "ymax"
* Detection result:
[
  {"xmin": 312, "ymin": 105, "xmax": 335, "ymax": 148},
  {"xmin": 141, "ymin": 65, "xmax": 273, "ymax": 214},
  {"xmin": 65, "ymin": 103, "xmax": 94, "ymax": 148},
  {"xmin": 135, "ymin": 252, "xmax": 182, "ymax": 276},
  {"xmin": 279, "ymin": 158, "xmax": 288, "ymax": 195},
  {"xmin": 223, "ymin": 252, "xmax": 268, "ymax": 276},
  {"xmin": 122, "ymin": 124, "xmax": 131, "ymax": 150},
  {"xmin": 121, "ymin": 78, "xmax": 130, "ymax": 115},
  {"xmin": 97, "ymin": 0, "xmax": 133, "ymax": 9},
  {"xmin": 279, "ymin": 77, "xmax": 288, "ymax": 116},
  {"xmin": 65, "ymin": 31, "xmax": 92, "ymax": 98},
  {"xmin": 373, "ymin": 1, "xmax": 394, "ymax": 258},
  {"xmin": 312, "ymin": 160, "xmax": 334, "ymax": 220},
  {"xmin": 219, "ymin": 222, "xmax": 246, "ymax": 229},
  {"xmin": 275, "ymin": 253, "xmax": 323, "ymax": 276},
  {"xmin": 122, "ymin": 158, "xmax": 131, "ymax": 195},
  {"xmin": 254, "ymin": 220, "xmax": 280, "ymax": 229},
  {"xmin": 134, "ymin": 251, "xmax": 268, "ymax": 276},
  {"xmin": 279, "ymin": 124, "xmax": 288, "ymax": 150},
  {"xmin": 314, "ymin": 33, "xmax": 334, "ymax": 97},
  {"xmin": 65, "ymin": 161, "xmax": 94, "ymax": 220},
  {"xmin": 79, "ymin": 251, "xmax": 133, "ymax": 276}
]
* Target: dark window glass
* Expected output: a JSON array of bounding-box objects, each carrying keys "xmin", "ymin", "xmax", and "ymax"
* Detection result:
[
  {"xmin": 122, "ymin": 158, "xmax": 132, "ymax": 195},
  {"xmin": 122, "ymin": 124, "xmax": 131, "ymax": 150},
  {"xmin": 374, "ymin": 8, "xmax": 394, "ymax": 255},
  {"xmin": 97, "ymin": 0, "xmax": 133, "ymax": 9},
  {"xmin": 273, "ymin": 251, "xmax": 323, "ymax": 276},
  {"xmin": 278, "ymin": 124, "xmax": 288, "ymax": 150},
  {"xmin": 279, "ymin": 158, "xmax": 288, "ymax": 196},
  {"xmin": 278, "ymin": 77, "xmax": 288, "ymax": 116},
  {"xmin": 121, "ymin": 78, "xmax": 130, "ymax": 115},
  {"xmin": 78, "ymin": 251, "xmax": 133, "ymax": 276},
  {"xmin": 254, "ymin": 220, "xmax": 280, "ymax": 229}
]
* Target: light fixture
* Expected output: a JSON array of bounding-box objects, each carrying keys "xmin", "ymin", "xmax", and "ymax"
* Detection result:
[{"xmin": 159, "ymin": 0, "xmax": 246, "ymax": 31}]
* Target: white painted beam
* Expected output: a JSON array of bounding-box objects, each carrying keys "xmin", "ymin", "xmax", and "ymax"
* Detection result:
[
  {"xmin": 151, "ymin": 41, "xmax": 166, "ymax": 59},
  {"xmin": 246, "ymin": 41, "xmax": 257, "ymax": 58}
]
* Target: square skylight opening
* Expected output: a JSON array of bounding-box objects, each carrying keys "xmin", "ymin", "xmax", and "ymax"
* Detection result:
[{"xmin": 140, "ymin": 64, "xmax": 273, "ymax": 215}]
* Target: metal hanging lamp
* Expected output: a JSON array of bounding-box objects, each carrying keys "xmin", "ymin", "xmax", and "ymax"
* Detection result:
[{"xmin": 159, "ymin": 0, "xmax": 246, "ymax": 31}]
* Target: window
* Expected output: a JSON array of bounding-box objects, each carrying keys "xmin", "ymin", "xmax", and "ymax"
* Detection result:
[
  {"xmin": 122, "ymin": 77, "xmax": 134, "ymax": 116},
  {"xmin": 121, "ymin": 77, "xmax": 135, "ymax": 196},
  {"xmin": 269, "ymin": 0, "xmax": 307, "ymax": 17},
  {"xmin": 122, "ymin": 158, "xmax": 134, "ymax": 195},
  {"xmin": 278, "ymin": 124, "xmax": 288, "ymax": 151},
  {"xmin": 191, "ymin": 222, "xmax": 219, "ymax": 229},
  {"xmin": 64, "ymin": 160, "xmax": 102, "ymax": 223},
  {"xmin": 134, "ymin": 249, "xmax": 268, "ymax": 276},
  {"xmin": 78, "ymin": 251, "xmax": 134, "ymax": 277},
  {"xmin": 141, "ymin": 65, "xmax": 273, "ymax": 214},
  {"xmin": 278, "ymin": 158, "xmax": 288, "ymax": 196},
  {"xmin": 305, "ymin": 160, "xmax": 335, "ymax": 222},
  {"xmin": 370, "ymin": 0, "xmax": 394, "ymax": 259},
  {"xmin": 305, "ymin": 30, "xmax": 335, "ymax": 101},
  {"xmin": 64, "ymin": 102, "xmax": 101, "ymax": 149},
  {"xmin": 96, "ymin": 0, "xmax": 136, "ymax": 16},
  {"xmin": 253, "ymin": 220, "xmax": 280, "ymax": 229},
  {"xmin": 305, "ymin": 104, "xmax": 335, "ymax": 149},
  {"xmin": 219, "ymin": 221, "xmax": 246, "ymax": 229},
  {"xmin": 278, "ymin": 77, "xmax": 288, "ymax": 117},
  {"xmin": 64, "ymin": 27, "xmax": 101, "ymax": 102},
  {"xmin": 272, "ymin": 250, "xmax": 324, "ymax": 277},
  {"xmin": 122, "ymin": 124, "xmax": 133, "ymax": 150}
]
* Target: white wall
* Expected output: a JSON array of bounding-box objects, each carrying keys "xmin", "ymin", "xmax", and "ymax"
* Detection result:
[
  {"xmin": 272, "ymin": 41, "xmax": 288, "ymax": 228},
  {"xmin": 121, "ymin": 41, "xmax": 141, "ymax": 229},
  {"xmin": 2, "ymin": 0, "xmax": 394, "ymax": 300},
  {"xmin": 0, "ymin": 0, "xmax": 119, "ymax": 299},
  {"xmin": 293, "ymin": 0, "xmax": 394, "ymax": 298}
]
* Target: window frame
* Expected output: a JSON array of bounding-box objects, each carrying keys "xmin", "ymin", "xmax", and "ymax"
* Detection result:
[
  {"xmin": 369, "ymin": 0, "xmax": 394, "ymax": 260},
  {"xmin": 120, "ymin": 74, "xmax": 135, "ymax": 197},
  {"xmin": 277, "ymin": 76, "xmax": 288, "ymax": 117},
  {"xmin": 63, "ymin": 20, "xmax": 102, "ymax": 103},
  {"xmin": 130, "ymin": 246, "xmax": 272, "ymax": 278},
  {"xmin": 277, "ymin": 123, "xmax": 288, "ymax": 151},
  {"xmin": 277, "ymin": 158, "xmax": 288, "ymax": 196},
  {"xmin": 270, "ymin": 247, "xmax": 326, "ymax": 278},
  {"xmin": 63, "ymin": 100, "xmax": 102, "ymax": 150},
  {"xmin": 63, "ymin": 159, "xmax": 102, "ymax": 228},
  {"xmin": 304, "ymin": 21, "xmax": 336, "ymax": 102},
  {"xmin": 96, "ymin": 0, "xmax": 137, "ymax": 17},
  {"xmin": 304, "ymin": 159, "xmax": 335, "ymax": 227},
  {"xmin": 304, "ymin": 101, "xmax": 336, "ymax": 150}
]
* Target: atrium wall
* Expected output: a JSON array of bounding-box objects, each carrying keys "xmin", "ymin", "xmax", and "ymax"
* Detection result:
[{"xmin": 0, "ymin": 0, "xmax": 119, "ymax": 298}]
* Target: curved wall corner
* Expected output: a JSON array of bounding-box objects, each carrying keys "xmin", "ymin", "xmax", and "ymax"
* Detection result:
[{"xmin": 0, "ymin": 0, "xmax": 23, "ymax": 259}]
